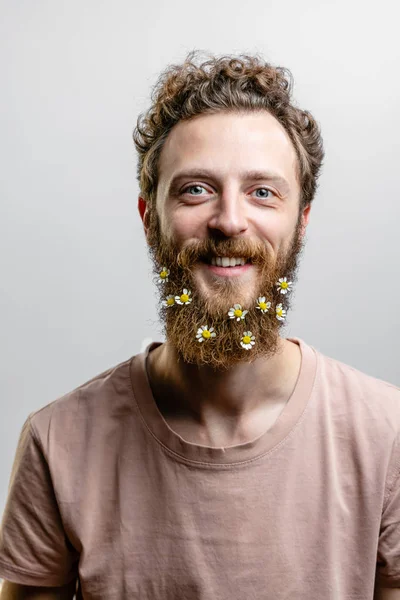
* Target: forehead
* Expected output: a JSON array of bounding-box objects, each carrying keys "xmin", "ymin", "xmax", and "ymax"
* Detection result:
[{"xmin": 157, "ymin": 110, "xmax": 299, "ymax": 193}]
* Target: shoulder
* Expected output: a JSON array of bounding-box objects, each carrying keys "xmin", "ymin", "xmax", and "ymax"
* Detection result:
[
  {"xmin": 27, "ymin": 355, "xmax": 137, "ymax": 454},
  {"xmin": 316, "ymin": 347, "xmax": 399, "ymax": 399},
  {"xmin": 312, "ymin": 343, "xmax": 400, "ymax": 432}
]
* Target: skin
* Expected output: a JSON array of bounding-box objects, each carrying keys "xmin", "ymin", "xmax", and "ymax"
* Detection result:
[{"xmin": 139, "ymin": 110, "xmax": 311, "ymax": 446}]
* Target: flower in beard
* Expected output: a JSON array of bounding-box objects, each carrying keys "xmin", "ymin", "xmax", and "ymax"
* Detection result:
[
  {"xmin": 240, "ymin": 331, "xmax": 256, "ymax": 350},
  {"xmin": 275, "ymin": 303, "xmax": 286, "ymax": 321},
  {"xmin": 162, "ymin": 295, "xmax": 175, "ymax": 308},
  {"xmin": 157, "ymin": 267, "xmax": 170, "ymax": 284},
  {"xmin": 196, "ymin": 325, "xmax": 216, "ymax": 342},
  {"xmin": 256, "ymin": 297, "xmax": 271, "ymax": 313},
  {"xmin": 276, "ymin": 277, "xmax": 292, "ymax": 295},
  {"xmin": 228, "ymin": 304, "xmax": 248, "ymax": 321},
  {"xmin": 175, "ymin": 288, "xmax": 192, "ymax": 305}
]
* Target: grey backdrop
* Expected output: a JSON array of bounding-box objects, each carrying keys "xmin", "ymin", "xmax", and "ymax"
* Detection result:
[{"xmin": 1, "ymin": 0, "xmax": 399, "ymax": 521}]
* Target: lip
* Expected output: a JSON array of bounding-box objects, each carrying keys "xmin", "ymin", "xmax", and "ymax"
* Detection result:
[{"xmin": 203, "ymin": 263, "xmax": 252, "ymax": 277}]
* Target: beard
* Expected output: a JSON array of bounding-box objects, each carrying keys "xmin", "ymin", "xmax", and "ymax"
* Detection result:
[{"xmin": 146, "ymin": 206, "xmax": 305, "ymax": 370}]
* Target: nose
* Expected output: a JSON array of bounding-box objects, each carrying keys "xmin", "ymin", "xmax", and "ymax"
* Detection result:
[{"xmin": 207, "ymin": 192, "xmax": 248, "ymax": 238}]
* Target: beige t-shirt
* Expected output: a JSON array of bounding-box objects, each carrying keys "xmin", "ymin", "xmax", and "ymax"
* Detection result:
[{"xmin": 0, "ymin": 338, "xmax": 399, "ymax": 599}]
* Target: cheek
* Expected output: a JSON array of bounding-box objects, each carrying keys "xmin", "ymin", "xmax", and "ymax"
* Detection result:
[
  {"xmin": 256, "ymin": 212, "xmax": 294, "ymax": 248},
  {"xmin": 167, "ymin": 208, "xmax": 209, "ymax": 243}
]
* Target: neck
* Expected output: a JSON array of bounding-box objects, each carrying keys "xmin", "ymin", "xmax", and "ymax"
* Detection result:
[{"xmin": 146, "ymin": 336, "xmax": 301, "ymax": 439}]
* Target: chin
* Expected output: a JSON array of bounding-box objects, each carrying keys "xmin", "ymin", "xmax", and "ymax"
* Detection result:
[{"xmin": 195, "ymin": 275, "xmax": 255, "ymax": 306}]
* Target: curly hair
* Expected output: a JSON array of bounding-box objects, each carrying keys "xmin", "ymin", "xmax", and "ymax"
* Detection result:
[{"xmin": 133, "ymin": 50, "xmax": 324, "ymax": 211}]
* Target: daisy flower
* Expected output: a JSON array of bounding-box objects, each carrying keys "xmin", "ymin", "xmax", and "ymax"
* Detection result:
[
  {"xmin": 196, "ymin": 325, "xmax": 216, "ymax": 342},
  {"xmin": 157, "ymin": 267, "xmax": 170, "ymax": 284},
  {"xmin": 276, "ymin": 277, "xmax": 293, "ymax": 295},
  {"xmin": 228, "ymin": 304, "xmax": 248, "ymax": 321},
  {"xmin": 256, "ymin": 296, "xmax": 271, "ymax": 313},
  {"xmin": 240, "ymin": 331, "xmax": 256, "ymax": 350},
  {"xmin": 162, "ymin": 295, "xmax": 175, "ymax": 308},
  {"xmin": 276, "ymin": 303, "xmax": 287, "ymax": 321},
  {"xmin": 175, "ymin": 288, "xmax": 192, "ymax": 305}
]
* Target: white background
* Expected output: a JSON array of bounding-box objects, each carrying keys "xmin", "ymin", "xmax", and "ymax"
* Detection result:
[{"xmin": 1, "ymin": 0, "xmax": 399, "ymax": 519}]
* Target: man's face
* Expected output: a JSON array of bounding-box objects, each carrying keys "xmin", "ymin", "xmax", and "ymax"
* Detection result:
[{"xmin": 139, "ymin": 110, "xmax": 311, "ymax": 368}]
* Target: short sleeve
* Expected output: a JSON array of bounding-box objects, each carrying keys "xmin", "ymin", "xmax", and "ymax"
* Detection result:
[
  {"xmin": 376, "ymin": 433, "xmax": 400, "ymax": 588},
  {"xmin": 0, "ymin": 414, "xmax": 79, "ymax": 586}
]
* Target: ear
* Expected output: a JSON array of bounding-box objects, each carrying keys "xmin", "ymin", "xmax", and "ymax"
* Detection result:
[
  {"xmin": 299, "ymin": 203, "xmax": 311, "ymax": 238},
  {"xmin": 138, "ymin": 196, "xmax": 150, "ymax": 238}
]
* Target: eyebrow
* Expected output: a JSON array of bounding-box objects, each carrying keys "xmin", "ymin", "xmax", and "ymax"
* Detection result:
[{"xmin": 167, "ymin": 168, "xmax": 290, "ymax": 194}]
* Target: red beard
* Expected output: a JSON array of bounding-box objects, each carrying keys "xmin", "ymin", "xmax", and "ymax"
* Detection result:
[{"xmin": 146, "ymin": 208, "xmax": 304, "ymax": 370}]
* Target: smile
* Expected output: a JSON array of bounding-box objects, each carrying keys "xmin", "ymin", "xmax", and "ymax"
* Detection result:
[
  {"xmin": 210, "ymin": 256, "xmax": 248, "ymax": 267},
  {"xmin": 201, "ymin": 260, "xmax": 252, "ymax": 277}
]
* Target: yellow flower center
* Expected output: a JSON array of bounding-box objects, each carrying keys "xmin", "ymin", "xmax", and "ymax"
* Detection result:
[
  {"xmin": 234, "ymin": 309, "xmax": 243, "ymax": 318},
  {"xmin": 280, "ymin": 281, "xmax": 288, "ymax": 289},
  {"xmin": 277, "ymin": 308, "xmax": 283, "ymax": 316},
  {"xmin": 259, "ymin": 302, "xmax": 267, "ymax": 310},
  {"xmin": 160, "ymin": 270, "xmax": 168, "ymax": 279},
  {"xmin": 202, "ymin": 330, "xmax": 211, "ymax": 339},
  {"xmin": 180, "ymin": 294, "xmax": 189, "ymax": 303},
  {"xmin": 167, "ymin": 297, "xmax": 174, "ymax": 306},
  {"xmin": 243, "ymin": 335, "xmax": 251, "ymax": 344}
]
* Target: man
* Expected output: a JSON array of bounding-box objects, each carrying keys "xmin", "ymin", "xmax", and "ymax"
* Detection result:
[{"xmin": 0, "ymin": 51, "xmax": 399, "ymax": 599}]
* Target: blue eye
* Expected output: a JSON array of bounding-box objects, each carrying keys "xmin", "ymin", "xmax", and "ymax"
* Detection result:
[
  {"xmin": 182, "ymin": 185, "xmax": 206, "ymax": 195},
  {"xmin": 254, "ymin": 188, "xmax": 272, "ymax": 198}
]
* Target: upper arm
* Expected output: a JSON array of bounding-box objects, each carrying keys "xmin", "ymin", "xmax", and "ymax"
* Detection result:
[
  {"xmin": 376, "ymin": 432, "xmax": 400, "ymax": 589},
  {"xmin": 0, "ymin": 416, "xmax": 79, "ymax": 586},
  {"xmin": 0, "ymin": 579, "xmax": 77, "ymax": 600}
]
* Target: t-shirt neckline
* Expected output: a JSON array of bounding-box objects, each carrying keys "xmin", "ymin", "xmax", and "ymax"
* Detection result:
[{"xmin": 129, "ymin": 337, "xmax": 317, "ymax": 466}]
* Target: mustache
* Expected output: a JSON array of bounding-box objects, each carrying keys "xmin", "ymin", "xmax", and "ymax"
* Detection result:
[{"xmin": 175, "ymin": 238, "xmax": 272, "ymax": 269}]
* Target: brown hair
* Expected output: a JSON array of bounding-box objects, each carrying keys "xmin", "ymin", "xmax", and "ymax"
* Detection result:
[{"xmin": 133, "ymin": 50, "xmax": 324, "ymax": 210}]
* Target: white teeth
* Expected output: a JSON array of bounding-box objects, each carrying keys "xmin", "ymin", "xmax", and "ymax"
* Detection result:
[{"xmin": 210, "ymin": 257, "xmax": 246, "ymax": 267}]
